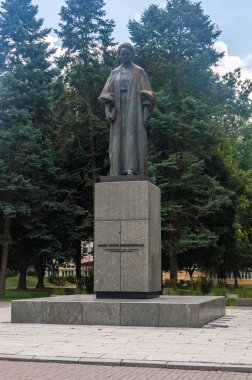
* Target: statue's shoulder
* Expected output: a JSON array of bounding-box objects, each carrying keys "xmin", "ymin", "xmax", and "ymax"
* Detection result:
[
  {"xmin": 132, "ymin": 64, "xmax": 146, "ymax": 76},
  {"xmin": 132, "ymin": 64, "xmax": 144, "ymax": 71},
  {"xmin": 111, "ymin": 65, "xmax": 122, "ymax": 76}
]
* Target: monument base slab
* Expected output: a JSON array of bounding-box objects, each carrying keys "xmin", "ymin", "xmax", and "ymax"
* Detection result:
[{"xmin": 11, "ymin": 295, "xmax": 225, "ymax": 328}]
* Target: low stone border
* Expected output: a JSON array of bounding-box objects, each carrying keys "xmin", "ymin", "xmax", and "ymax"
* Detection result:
[
  {"xmin": 237, "ymin": 298, "xmax": 252, "ymax": 306},
  {"xmin": 0, "ymin": 355, "xmax": 252, "ymax": 373}
]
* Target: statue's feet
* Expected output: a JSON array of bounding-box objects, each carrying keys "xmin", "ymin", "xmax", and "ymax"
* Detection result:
[{"xmin": 127, "ymin": 170, "xmax": 134, "ymax": 175}]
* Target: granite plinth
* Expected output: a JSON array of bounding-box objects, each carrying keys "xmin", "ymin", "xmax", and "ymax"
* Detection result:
[
  {"xmin": 100, "ymin": 175, "xmax": 154, "ymax": 183},
  {"xmin": 94, "ymin": 180, "xmax": 161, "ymax": 295},
  {"xmin": 11, "ymin": 295, "xmax": 225, "ymax": 328}
]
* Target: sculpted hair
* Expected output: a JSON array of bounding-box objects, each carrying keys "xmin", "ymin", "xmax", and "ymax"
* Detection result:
[{"xmin": 118, "ymin": 42, "xmax": 135, "ymax": 54}]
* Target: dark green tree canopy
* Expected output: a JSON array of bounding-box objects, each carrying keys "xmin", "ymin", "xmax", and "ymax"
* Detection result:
[
  {"xmin": 129, "ymin": 0, "xmax": 222, "ymax": 97},
  {"xmin": 0, "ymin": 0, "xmax": 51, "ymax": 73},
  {"xmin": 0, "ymin": 0, "xmax": 58, "ymax": 295},
  {"xmin": 57, "ymin": 0, "xmax": 115, "ymax": 68}
]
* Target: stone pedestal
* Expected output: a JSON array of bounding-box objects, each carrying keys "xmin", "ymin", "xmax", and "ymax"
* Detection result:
[
  {"xmin": 11, "ymin": 177, "xmax": 226, "ymax": 327},
  {"xmin": 94, "ymin": 180, "xmax": 161, "ymax": 297},
  {"xmin": 11, "ymin": 295, "xmax": 226, "ymax": 327}
]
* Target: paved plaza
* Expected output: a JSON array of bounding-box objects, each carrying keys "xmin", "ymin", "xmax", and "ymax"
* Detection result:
[
  {"xmin": 0, "ymin": 303, "xmax": 252, "ymax": 378},
  {"xmin": 1, "ymin": 361, "xmax": 252, "ymax": 379}
]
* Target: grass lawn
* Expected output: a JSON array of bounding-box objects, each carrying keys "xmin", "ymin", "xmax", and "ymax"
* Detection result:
[
  {"xmin": 4, "ymin": 288, "xmax": 53, "ymax": 301},
  {"xmin": 211, "ymin": 286, "xmax": 252, "ymax": 298},
  {"xmin": 163, "ymin": 286, "xmax": 252, "ymax": 298},
  {"xmin": 2, "ymin": 287, "xmax": 87, "ymax": 301},
  {"xmin": 1, "ymin": 275, "xmax": 88, "ymax": 301},
  {"xmin": 6, "ymin": 275, "xmax": 51, "ymax": 289},
  {"xmin": 5, "ymin": 275, "xmax": 76, "ymax": 289}
]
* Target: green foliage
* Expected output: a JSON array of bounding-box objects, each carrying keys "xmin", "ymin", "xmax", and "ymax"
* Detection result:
[
  {"xmin": 129, "ymin": 0, "xmax": 252, "ymax": 279},
  {"xmin": 1, "ymin": 0, "xmax": 252, "ymax": 289},
  {"xmin": 227, "ymin": 298, "xmax": 237, "ymax": 306},
  {"xmin": 52, "ymin": 0, "xmax": 116, "ymax": 265},
  {"xmin": 5, "ymin": 275, "xmax": 50, "ymax": 289},
  {"xmin": 65, "ymin": 274, "xmax": 76, "ymax": 283},
  {"xmin": 4, "ymin": 288, "xmax": 52, "ymax": 301},
  {"xmin": 48, "ymin": 276, "xmax": 66, "ymax": 286},
  {"xmin": 191, "ymin": 277, "xmax": 213, "ymax": 294},
  {"xmin": 129, "ymin": 0, "xmax": 221, "ymax": 95},
  {"xmin": 236, "ymin": 287, "xmax": 252, "ymax": 298},
  {"xmin": 0, "ymin": 0, "xmax": 60, "ymax": 295}
]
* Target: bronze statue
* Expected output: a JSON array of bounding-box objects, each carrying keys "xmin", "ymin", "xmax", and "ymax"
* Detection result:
[{"xmin": 99, "ymin": 42, "xmax": 155, "ymax": 176}]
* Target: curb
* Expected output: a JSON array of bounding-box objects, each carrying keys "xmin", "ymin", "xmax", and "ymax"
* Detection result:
[{"xmin": 0, "ymin": 355, "xmax": 252, "ymax": 373}]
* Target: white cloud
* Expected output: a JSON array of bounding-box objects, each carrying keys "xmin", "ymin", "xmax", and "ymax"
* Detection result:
[
  {"xmin": 45, "ymin": 34, "xmax": 65, "ymax": 60},
  {"xmin": 133, "ymin": 12, "xmax": 141, "ymax": 22},
  {"xmin": 213, "ymin": 41, "xmax": 252, "ymax": 81}
]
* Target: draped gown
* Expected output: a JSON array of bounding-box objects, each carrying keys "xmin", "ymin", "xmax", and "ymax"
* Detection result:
[{"xmin": 99, "ymin": 64, "xmax": 155, "ymax": 176}]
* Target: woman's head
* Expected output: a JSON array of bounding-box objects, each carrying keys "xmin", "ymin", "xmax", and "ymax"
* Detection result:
[
  {"xmin": 118, "ymin": 42, "xmax": 135, "ymax": 65},
  {"xmin": 118, "ymin": 42, "xmax": 135, "ymax": 55}
]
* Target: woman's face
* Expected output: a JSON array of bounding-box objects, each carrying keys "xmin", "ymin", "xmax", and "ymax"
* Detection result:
[{"xmin": 120, "ymin": 47, "xmax": 133, "ymax": 65}]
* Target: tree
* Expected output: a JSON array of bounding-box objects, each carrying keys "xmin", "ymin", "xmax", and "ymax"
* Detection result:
[
  {"xmin": 147, "ymin": 95, "xmax": 232, "ymax": 283},
  {"xmin": 54, "ymin": 0, "xmax": 115, "ymax": 283},
  {"xmin": 207, "ymin": 70, "xmax": 252, "ymax": 283},
  {"xmin": 0, "ymin": 0, "xmax": 56, "ymax": 296},
  {"xmin": 129, "ymin": 0, "xmax": 222, "ymax": 97},
  {"xmin": 129, "ymin": 0, "xmax": 237, "ymax": 284}
]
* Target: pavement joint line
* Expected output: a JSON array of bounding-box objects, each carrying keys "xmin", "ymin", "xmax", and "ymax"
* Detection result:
[{"xmin": 0, "ymin": 355, "xmax": 252, "ymax": 373}]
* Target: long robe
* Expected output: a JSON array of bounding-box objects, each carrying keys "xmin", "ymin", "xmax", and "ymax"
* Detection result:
[{"xmin": 99, "ymin": 64, "xmax": 155, "ymax": 176}]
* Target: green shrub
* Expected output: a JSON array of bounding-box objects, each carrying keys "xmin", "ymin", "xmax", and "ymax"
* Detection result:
[
  {"xmin": 211, "ymin": 287, "xmax": 228, "ymax": 296},
  {"xmin": 66, "ymin": 275, "xmax": 76, "ymax": 283},
  {"xmin": 189, "ymin": 277, "xmax": 212, "ymax": 295},
  {"xmin": 199, "ymin": 277, "xmax": 213, "ymax": 294},
  {"xmin": 217, "ymin": 279, "xmax": 226, "ymax": 288},
  {"xmin": 236, "ymin": 287, "xmax": 252, "ymax": 298},
  {"xmin": 178, "ymin": 280, "xmax": 190, "ymax": 289},
  {"xmin": 227, "ymin": 298, "xmax": 237, "ymax": 306},
  {"xmin": 48, "ymin": 276, "xmax": 66, "ymax": 286}
]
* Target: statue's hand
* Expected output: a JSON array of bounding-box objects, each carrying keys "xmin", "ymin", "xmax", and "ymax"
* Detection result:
[
  {"xmin": 105, "ymin": 110, "xmax": 112, "ymax": 121},
  {"xmin": 105, "ymin": 103, "xmax": 111, "ymax": 121},
  {"xmin": 105, "ymin": 103, "xmax": 116, "ymax": 122}
]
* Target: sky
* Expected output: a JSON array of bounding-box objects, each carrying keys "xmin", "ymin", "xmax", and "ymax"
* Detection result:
[{"xmin": 31, "ymin": 0, "xmax": 252, "ymax": 79}]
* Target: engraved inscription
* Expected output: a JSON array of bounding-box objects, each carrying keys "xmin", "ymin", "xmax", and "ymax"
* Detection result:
[{"xmin": 98, "ymin": 243, "xmax": 144, "ymax": 253}]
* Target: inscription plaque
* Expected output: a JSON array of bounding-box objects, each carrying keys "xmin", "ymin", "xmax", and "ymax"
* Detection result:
[{"xmin": 98, "ymin": 243, "xmax": 144, "ymax": 253}]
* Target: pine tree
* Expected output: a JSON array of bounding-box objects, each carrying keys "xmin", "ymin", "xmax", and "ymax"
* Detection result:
[
  {"xmin": 129, "ymin": 0, "xmax": 234, "ymax": 284},
  {"xmin": 0, "ymin": 0, "xmax": 56, "ymax": 296},
  {"xmin": 129, "ymin": 0, "xmax": 221, "ymax": 97},
  {"xmin": 55, "ymin": 0, "xmax": 115, "ymax": 283}
]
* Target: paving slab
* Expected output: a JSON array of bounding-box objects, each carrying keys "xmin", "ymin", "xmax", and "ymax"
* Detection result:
[{"xmin": 1, "ymin": 306, "xmax": 252, "ymax": 372}]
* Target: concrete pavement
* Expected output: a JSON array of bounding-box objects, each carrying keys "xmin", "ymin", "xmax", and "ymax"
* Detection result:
[
  {"xmin": 1, "ymin": 360, "xmax": 252, "ymax": 379},
  {"xmin": 0, "ymin": 303, "xmax": 252, "ymax": 373}
]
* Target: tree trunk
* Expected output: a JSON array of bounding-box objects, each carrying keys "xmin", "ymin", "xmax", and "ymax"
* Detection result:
[
  {"xmin": 188, "ymin": 264, "xmax": 196, "ymax": 282},
  {"xmin": 36, "ymin": 259, "xmax": 45, "ymax": 289},
  {"xmin": 75, "ymin": 240, "xmax": 82, "ymax": 288},
  {"xmin": 17, "ymin": 264, "xmax": 27, "ymax": 290},
  {"xmin": 234, "ymin": 276, "xmax": 238, "ymax": 288},
  {"xmin": 189, "ymin": 270, "xmax": 193, "ymax": 282},
  {"xmin": 0, "ymin": 217, "xmax": 11, "ymax": 299},
  {"xmin": 170, "ymin": 254, "xmax": 178, "ymax": 289}
]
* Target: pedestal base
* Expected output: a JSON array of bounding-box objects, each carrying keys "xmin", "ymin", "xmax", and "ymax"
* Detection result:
[
  {"xmin": 94, "ymin": 180, "xmax": 161, "ymax": 295},
  {"xmin": 11, "ymin": 295, "xmax": 225, "ymax": 328}
]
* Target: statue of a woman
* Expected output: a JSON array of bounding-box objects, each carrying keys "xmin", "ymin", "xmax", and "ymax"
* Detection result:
[{"xmin": 98, "ymin": 42, "xmax": 155, "ymax": 176}]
